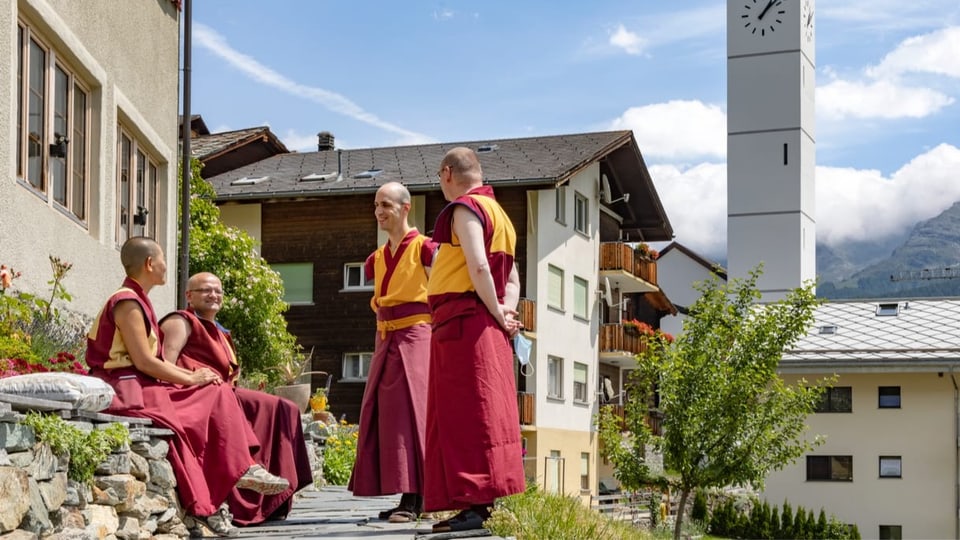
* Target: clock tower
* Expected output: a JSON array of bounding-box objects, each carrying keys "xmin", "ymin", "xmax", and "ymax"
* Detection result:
[{"xmin": 727, "ymin": 0, "xmax": 815, "ymax": 300}]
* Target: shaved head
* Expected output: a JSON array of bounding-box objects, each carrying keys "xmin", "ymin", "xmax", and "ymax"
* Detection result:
[
  {"xmin": 187, "ymin": 272, "xmax": 219, "ymax": 291},
  {"xmin": 120, "ymin": 237, "xmax": 161, "ymax": 276},
  {"xmin": 377, "ymin": 181, "xmax": 411, "ymax": 205},
  {"xmin": 441, "ymin": 147, "xmax": 483, "ymax": 186}
]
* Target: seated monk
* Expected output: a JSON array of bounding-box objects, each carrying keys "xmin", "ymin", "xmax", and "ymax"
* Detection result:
[
  {"xmin": 160, "ymin": 272, "xmax": 313, "ymax": 526},
  {"xmin": 86, "ymin": 238, "xmax": 288, "ymax": 538}
]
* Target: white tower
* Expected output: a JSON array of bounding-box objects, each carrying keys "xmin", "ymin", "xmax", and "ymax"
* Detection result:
[{"xmin": 727, "ymin": 0, "xmax": 816, "ymax": 299}]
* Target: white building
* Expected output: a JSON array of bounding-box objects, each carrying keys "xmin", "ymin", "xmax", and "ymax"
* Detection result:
[{"xmin": 1, "ymin": 0, "xmax": 181, "ymax": 316}]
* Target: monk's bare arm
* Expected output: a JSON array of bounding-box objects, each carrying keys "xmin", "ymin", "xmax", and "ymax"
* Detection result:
[
  {"xmin": 452, "ymin": 206, "xmax": 519, "ymax": 333},
  {"xmin": 503, "ymin": 264, "xmax": 520, "ymax": 312},
  {"xmin": 114, "ymin": 301, "xmax": 219, "ymax": 386},
  {"xmin": 159, "ymin": 315, "xmax": 191, "ymax": 366}
]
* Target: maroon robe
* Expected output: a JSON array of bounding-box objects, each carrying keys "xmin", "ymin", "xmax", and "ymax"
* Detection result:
[
  {"xmin": 349, "ymin": 231, "xmax": 434, "ymax": 497},
  {"xmin": 86, "ymin": 278, "xmax": 259, "ymax": 517},
  {"xmin": 160, "ymin": 309, "xmax": 313, "ymax": 524},
  {"xmin": 424, "ymin": 188, "xmax": 526, "ymax": 512}
]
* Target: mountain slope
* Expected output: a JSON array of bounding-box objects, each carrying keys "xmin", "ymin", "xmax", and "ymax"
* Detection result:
[{"xmin": 818, "ymin": 201, "xmax": 960, "ymax": 299}]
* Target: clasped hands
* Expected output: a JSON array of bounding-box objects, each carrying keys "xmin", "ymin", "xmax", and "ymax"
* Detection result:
[
  {"xmin": 496, "ymin": 304, "xmax": 523, "ymax": 338},
  {"xmin": 189, "ymin": 366, "xmax": 223, "ymax": 386}
]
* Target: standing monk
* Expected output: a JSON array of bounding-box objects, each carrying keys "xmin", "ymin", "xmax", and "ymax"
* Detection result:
[
  {"xmin": 159, "ymin": 272, "xmax": 314, "ymax": 526},
  {"xmin": 425, "ymin": 148, "xmax": 525, "ymax": 532},
  {"xmin": 348, "ymin": 182, "xmax": 436, "ymax": 523},
  {"xmin": 86, "ymin": 238, "xmax": 288, "ymax": 538}
]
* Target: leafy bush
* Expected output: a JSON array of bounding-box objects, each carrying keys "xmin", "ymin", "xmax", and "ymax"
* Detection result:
[
  {"xmin": 23, "ymin": 412, "xmax": 130, "ymax": 483},
  {"xmin": 690, "ymin": 488, "xmax": 708, "ymax": 523},
  {"xmin": 0, "ymin": 256, "xmax": 88, "ymax": 375},
  {"xmin": 322, "ymin": 421, "xmax": 358, "ymax": 485},
  {"xmin": 485, "ymin": 484, "xmax": 647, "ymax": 540}
]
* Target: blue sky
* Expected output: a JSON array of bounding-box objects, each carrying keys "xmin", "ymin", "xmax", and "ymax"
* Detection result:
[{"xmin": 189, "ymin": 1, "xmax": 960, "ymax": 260}]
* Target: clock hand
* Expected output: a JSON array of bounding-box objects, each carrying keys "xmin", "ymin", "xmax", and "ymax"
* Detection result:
[
  {"xmin": 757, "ymin": 0, "xmax": 777, "ymax": 20},
  {"xmin": 805, "ymin": 10, "xmax": 814, "ymax": 27}
]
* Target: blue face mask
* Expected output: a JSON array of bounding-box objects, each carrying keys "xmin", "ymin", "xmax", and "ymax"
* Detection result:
[{"xmin": 514, "ymin": 334, "xmax": 533, "ymax": 376}]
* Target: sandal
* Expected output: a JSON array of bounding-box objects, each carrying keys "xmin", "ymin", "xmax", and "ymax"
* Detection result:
[
  {"xmin": 378, "ymin": 506, "xmax": 402, "ymax": 520},
  {"xmin": 388, "ymin": 509, "xmax": 418, "ymax": 523},
  {"xmin": 431, "ymin": 509, "xmax": 488, "ymax": 533}
]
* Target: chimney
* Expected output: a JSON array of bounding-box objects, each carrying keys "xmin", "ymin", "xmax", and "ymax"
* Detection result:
[{"xmin": 317, "ymin": 131, "xmax": 335, "ymax": 151}]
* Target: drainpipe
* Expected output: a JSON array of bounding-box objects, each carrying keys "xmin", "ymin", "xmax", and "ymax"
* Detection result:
[{"xmin": 951, "ymin": 368, "xmax": 959, "ymax": 540}]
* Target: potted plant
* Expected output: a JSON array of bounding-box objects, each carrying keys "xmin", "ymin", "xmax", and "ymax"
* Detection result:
[
  {"xmin": 309, "ymin": 387, "xmax": 335, "ymax": 423},
  {"xmin": 271, "ymin": 347, "xmax": 327, "ymax": 413}
]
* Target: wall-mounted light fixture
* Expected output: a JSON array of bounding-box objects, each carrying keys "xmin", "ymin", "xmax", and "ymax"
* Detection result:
[
  {"xmin": 49, "ymin": 133, "xmax": 69, "ymax": 158},
  {"xmin": 133, "ymin": 206, "xmax": 149, "ymax": 226}
]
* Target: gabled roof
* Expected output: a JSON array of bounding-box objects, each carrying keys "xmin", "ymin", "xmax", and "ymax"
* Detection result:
[
  {"xmin": 780, "ymin": 298, "xmax": 960, "ymax": 371},
  {"xmin": 205, "ymin": 130, "xmax": 673, "ymax": 241},
  {"xmin": 189, "ymin": 126, "xmax": 288, "ymax": 161},
  {"xmin": 659, "ymin": 242, "xmax": 727, "ymax": 280}
]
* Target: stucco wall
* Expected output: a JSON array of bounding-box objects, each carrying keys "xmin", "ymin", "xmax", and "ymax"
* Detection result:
[
  {"xmin": 1, "ymin": 0, "xmax": 180, "ymax": 318},
  {"xmin": 763, "ymin": 371, "xmax": 956, "ymax": 539}
]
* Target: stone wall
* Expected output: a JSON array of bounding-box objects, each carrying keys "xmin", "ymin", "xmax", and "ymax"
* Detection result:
[{"xmin": 0, "ymin": 414, "xmax": 328, "ymax": 539}]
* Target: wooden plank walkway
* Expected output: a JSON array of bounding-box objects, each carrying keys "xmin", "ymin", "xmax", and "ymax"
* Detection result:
[{"xmin": 235, "ymin": 486, "xmax": 509, "ymax": 540}]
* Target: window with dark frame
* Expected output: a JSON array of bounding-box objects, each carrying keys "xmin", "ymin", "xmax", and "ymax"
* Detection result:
[
  {"xmin": 547, "ymin": 356, "xmax": 563, "ymax": 399},
  {"xmin": 573, "ymin": 362, "xmax": 588, "ymax": 403},
  {"xmin": 878, "ymin": 386, "xmax": 901, "ymax": 408},
  {"xmin": 342, "ymin": 352, "xmax": 373, "ymax": 380},
  {"xmin": 879, "ymin": 456, "xmax": 902, "ymax": 478},
  {"xmin": 555, "ymin": 185, "xmax": 566, "ymax": 225},
  {"xmin": 117, "ymin": 128, "xmax": 158, "ymax": 244},
  {"xmin": 879, "ymin": 525, "xmax": 902, "ymax": 540},
  {"xmin": 814, "ymin": 386, "xmax": 852, "ymax": 413},
  {"xmin": 806, "ymin": 455, "xmax": 853, "ymax": 481}
]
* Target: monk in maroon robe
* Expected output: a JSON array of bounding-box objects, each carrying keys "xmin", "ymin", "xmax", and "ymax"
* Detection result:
[
  {"xmin": 160, "ymin": 272, "xmax": 314, "ymax": 526},
  {"xmin": 86, "ymin": 238, "xmax": 288, "ymax": 538},
  {"xmin": 425, "ymin": 148, "xmax": 526, "ymax": 533},
  {"xmin": 348, "ymin": 182, "xmax": 436, "ymax": 522}
]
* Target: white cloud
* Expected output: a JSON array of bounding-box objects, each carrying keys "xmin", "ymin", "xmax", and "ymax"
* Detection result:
[
  {"xmin": 649, "ymin": 162, "xmax": 727, "ymax": 259},
  {"xmin": 433, "ymin": 9, "xmax": 454, "ymax": 21},
  {"xmin": 817, "ymin": 79, "xmax": 954, "ymax": 120},
  {"xmin": 645, "ymin": 144, "xmax": 960, "ymax": 259},
  {"xmin": 816, "ymin": 143, "xmax": 960, "ymax": 246},
  {"xmin": 281, "ymin": 130, "xmax": 319, "ymax": 153},
  {"xmin": 609, "ymin": 24, "xmax": 646, "ymax": 55},
  {"xmin": 193, "ymin": 23, "xmax": 434, "ymax": 145},
  {"xmin": 868, "ymin": 26, "xmax": 960, "ymax": 79},
  {"xmin": 819, "ymin": 1, "xmax": 960, "ymax": 31},
  {"xmin": 609, "ymin": 100, "xmax": 726, "ymax": 161}
]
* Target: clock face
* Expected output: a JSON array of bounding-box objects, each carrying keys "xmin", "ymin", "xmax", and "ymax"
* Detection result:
[
  {"xmin": 740, "ymin": 0, "xmax": 786, "ymax": 38},
  {"xmin": 801, "ymin": 0, "xmax": 814, "ymax": 44}
]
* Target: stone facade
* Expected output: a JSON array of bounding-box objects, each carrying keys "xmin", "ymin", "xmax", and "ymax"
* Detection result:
[{"xmin": 0, "ymin": 413, "xmax": 328, "ymax": 539}]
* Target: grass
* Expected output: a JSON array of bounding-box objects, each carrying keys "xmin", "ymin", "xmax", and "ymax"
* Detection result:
[{"xmin": 485, "ymin": 487, "xmax": 650, "ymax": 540}]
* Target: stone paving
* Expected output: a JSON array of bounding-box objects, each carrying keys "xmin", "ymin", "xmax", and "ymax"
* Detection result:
[{"xmin": 235, "ymin": 486, "xmax": 509, "ymax": 540}]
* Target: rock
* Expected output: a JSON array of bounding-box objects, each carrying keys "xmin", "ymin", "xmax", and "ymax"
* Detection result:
[
  {"xmin": 0, "ymin": 529, "xmax": 39, "ymax": 539},
  {"xmin": 38, "ymin": 471, "xmax": 68, "ymax": 510},
  {"xmin": 0, "ymin": 466, "xmax": 30, "ymax": 532},
  {"xmin": 130, "ymin": 440, "xmax": 167, "ymax": 462},
  {"xmin": 94, "ymin": 475, "xmax": 145, "ymax": 512},
  {"xmin": 126, "ymin": 452, "xmax": 148, "ymax": 482},
  {"xmin": 0, "ymin": 423, "xmax": 36, "ymax": 452},
  {"xmin": 19, "ymin": 477, "xmax": 53, "ymax": 534},
  {"xmin": 95, "ymin": 453, "xmax": 131, "ymax": 476},
  {"xmin": 81, "ymin": 504, "xmax": 119, "ymax": 539},
  {"xmin": 146, "ymin": 460, "xmax": 175, "ymax": 490},
  {"xmin": 115, "ymin": 516, "xmax": 140, "ymax": 540}
]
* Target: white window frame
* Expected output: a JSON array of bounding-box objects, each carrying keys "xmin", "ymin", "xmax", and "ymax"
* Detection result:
[
  {"xmin": 547, "ymin": 355, "xmax": 564, "ymax": 400},
  {"xmin": 573, "ymin": 276, "xmax": 589, "ymax": 320},
  {"xmin": 547, "ymin": 264, "xmax": 564, "ymax": 311},
  {"xmin": 16, "ymin": 20, "xmax": 91, "ymax": 224},
  {"xmin": 573, "ymin": 362, "xmax": 588, "ymax": 404},
  {"xmin": 271, "ymin": 262, "xmax": 314, "ymax": 305},
  {"xmin": 342, "ymin": 352, "xmax": 374, "ymax": 381},
  {"xmin": 343, "ymin": 262, "xmax": 373, "ymax": 291},
  {"xmin": 574, "ymin": 192, "xmax": 588, "ymax": 235},
  {"xmin": 580, "ymin": 452, "xmax": 590, "ymax": 492}
]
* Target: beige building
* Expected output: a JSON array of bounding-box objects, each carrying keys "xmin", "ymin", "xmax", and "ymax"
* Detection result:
[
  {"xmin": 1, "ymin": 0, "xmax": 181, "ymax": 316},
  {"xmin": 765, "ymin": 298, "xmax": 960, "ymax": 540}
]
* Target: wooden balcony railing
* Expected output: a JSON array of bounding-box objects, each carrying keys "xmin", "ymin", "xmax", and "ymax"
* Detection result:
[
  {"xmin": 605, "ymin": 404, "xmax": 664, "ymax": 436},
  {"xmin": 599, "ymin": 242, "xmax": 658, "ymax": 286},
  {"xmin": 599, "ymin": 323, "xmax": 649, "ymax": 356},
  {"xmin": 517, "ymin": 392, "xmax": 535, "ymax": 425},
  {"xmin": 517, "ymin": 298, "xmax": 536, "ymax": 333}
]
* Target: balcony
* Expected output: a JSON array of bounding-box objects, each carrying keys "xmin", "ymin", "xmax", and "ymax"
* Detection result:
[
  {"xmin": 517, "ymin": 392, "xmax": 535, "ymax": 426},
  {"xmin": 605, "ymin": 404, "xmax": 664, "ymax": 436},
  {"xmin": 599, "ymin": 242, "xmax": 658, "ymax": 294},
  {"xmin": 517, "ymin": 298, "xmax": 536, "ymax": 334},
  {"xmin": 599, "ymin": 323, "xmax": 649, "ymax": 359}
]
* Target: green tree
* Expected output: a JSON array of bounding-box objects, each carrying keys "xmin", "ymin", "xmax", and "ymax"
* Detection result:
[
  {"xmin": 179, "ymin": 159, "xmax": 299, "ymax": 385},
  {"xmin": 781, "ymin": 500, "xmax": 794, "ymax": 539},
  {"xmin": 598, "ymin": 267, "xmax": 830, "ymax": 540}
]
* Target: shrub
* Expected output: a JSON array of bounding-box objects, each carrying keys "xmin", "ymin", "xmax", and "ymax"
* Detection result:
[
  {"xmin": 22, "ymin": 412, "xmax": 130, "ymax": 483},
  {"xmin": 690, "ymin": 488, "xmax": 708, "ymax": 523},
  {"xmin": 322, "ymin": 421, "xmax": 358, "ymax": 485},
  {"xmin": 486, "ymin": 484, "xmax": 646, "ymax": 540}
]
